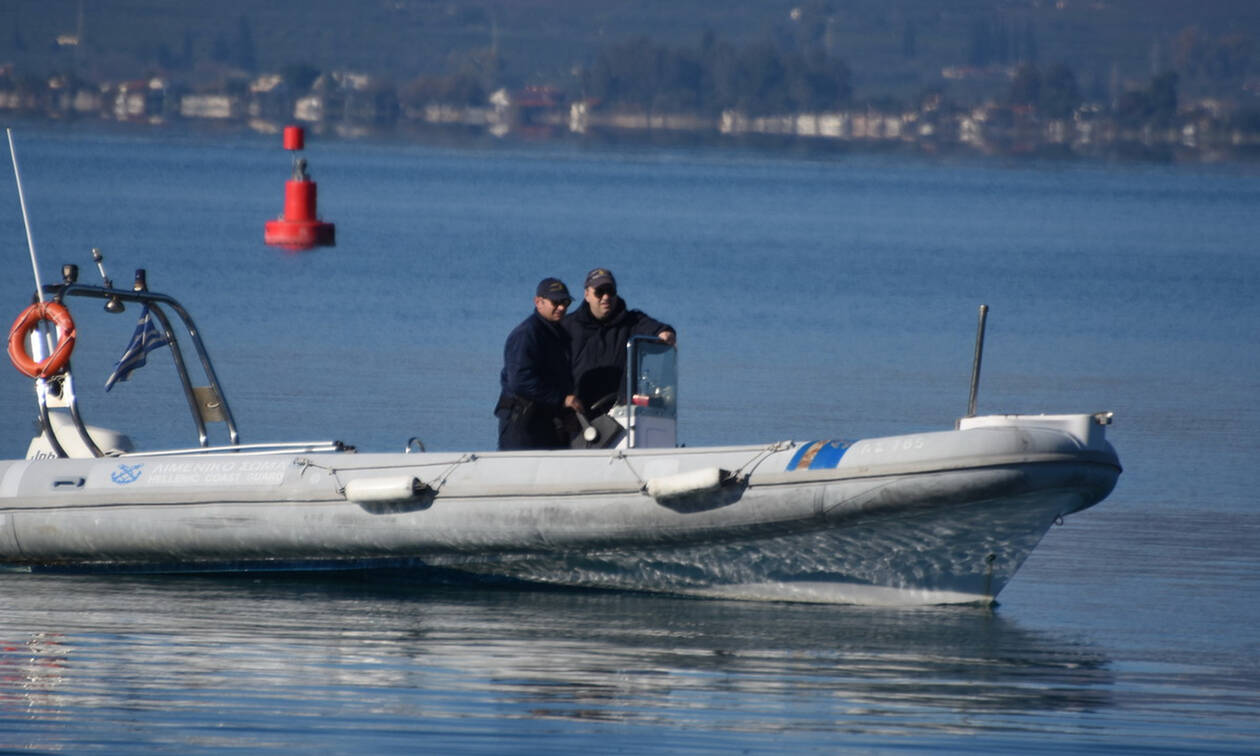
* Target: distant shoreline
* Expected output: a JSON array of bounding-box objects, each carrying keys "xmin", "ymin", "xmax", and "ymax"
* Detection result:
[{"xmin": 7, "ymin": 110, "xmax": 1258, "ymax": 167}]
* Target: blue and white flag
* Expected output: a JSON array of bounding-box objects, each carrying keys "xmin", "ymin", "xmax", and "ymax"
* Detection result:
[{"xmin": 104, "ymin": 306, "xmax": 170, "ymax": 391}]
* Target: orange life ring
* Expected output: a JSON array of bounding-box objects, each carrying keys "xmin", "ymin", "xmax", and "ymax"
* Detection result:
[{"xmin": 7, "ymin": 301, "xmax": 76, "ymax": 379}]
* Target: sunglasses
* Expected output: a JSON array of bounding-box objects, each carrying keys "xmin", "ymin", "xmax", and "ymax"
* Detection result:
[
  {"xmin": 548, "ymin": 298, "xmax": 572, "ymax": 307},
  {"xmin": 593, "ymin": 286, "xmax": 617, "ymax": 299}
]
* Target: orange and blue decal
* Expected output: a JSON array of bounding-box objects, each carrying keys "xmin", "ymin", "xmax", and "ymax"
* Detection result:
[{"xmin": 787, "ymin": 440, "xmax": 852, "ymax": 471}]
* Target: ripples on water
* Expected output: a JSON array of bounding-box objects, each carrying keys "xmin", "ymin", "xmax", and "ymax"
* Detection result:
[
  {"xmin": 3, "ymin": 571, "xmax": 1255, "ymax": 753},
  {"xmin": 2, "ymin": 575, "xmax": 1124, "ymax": 753}
]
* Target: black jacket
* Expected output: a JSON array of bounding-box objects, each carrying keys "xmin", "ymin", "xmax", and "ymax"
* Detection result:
[{"xmin": 561, "ymin": 299, "xmax": 673, "ymax": 407}]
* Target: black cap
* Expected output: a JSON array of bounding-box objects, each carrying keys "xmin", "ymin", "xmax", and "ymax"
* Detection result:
[
  {"xmin": 584, "ymin": 267, "xmax": 616, "ymax": 290},
  {"xmin": 536, "ymin": 277, "xmax": 572, "ymax": 302}
]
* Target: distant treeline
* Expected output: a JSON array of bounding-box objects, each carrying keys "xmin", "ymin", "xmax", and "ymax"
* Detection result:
[
  {"xmin": 580, "ymin": 34, "xmax": 852, "ymax": 116},
  {"xmin": 1006, "ymin": 65, "xmax": 1196, "ymax": 128}
]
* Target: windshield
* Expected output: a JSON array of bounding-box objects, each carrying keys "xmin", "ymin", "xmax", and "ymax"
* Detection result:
[{"xmin": 628, "ymin": 337, "xmax": 677, "ymax": 418}]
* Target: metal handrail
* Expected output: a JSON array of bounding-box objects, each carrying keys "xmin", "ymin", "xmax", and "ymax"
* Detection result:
[
  {"xmin": 35, "ymin": 276, "xmax": 240, "ymax": 456},
  {"xmin": 117, "ymin": 441, "xmax": 349, "ymax": 458}
]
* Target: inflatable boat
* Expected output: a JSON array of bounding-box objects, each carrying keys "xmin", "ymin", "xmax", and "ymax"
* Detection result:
[{"xmin": 1, "ymin": 264, "xmax": 1121, "ymax": 606}]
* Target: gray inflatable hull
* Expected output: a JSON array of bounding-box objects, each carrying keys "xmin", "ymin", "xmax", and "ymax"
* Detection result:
[{"xmin": 0, "ymin": 414, "xmax": 1120, "ymax": 606}]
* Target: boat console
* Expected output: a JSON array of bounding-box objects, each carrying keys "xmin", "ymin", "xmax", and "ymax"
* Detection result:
[{"xmin": 572, "ymin": 335, "xmax": 678, "ymax": 450}]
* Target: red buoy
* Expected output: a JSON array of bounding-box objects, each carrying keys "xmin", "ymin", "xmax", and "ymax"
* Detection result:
[
  {"xmin": 282, "ymin": 124, "xmax": 305, "ymax": 151},
  {"xmin": 264, "ymin": 126, "xmax": 335, "ymax": 251}
]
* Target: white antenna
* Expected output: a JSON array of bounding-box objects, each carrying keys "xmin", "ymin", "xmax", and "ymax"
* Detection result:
[{"xmin": 7, "ymin": 127, "xmax": 48, "ymax": 305}]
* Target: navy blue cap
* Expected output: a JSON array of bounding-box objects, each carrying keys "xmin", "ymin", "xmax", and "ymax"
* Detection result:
[
  {"xmin": 536, "ymin": 277, "xmax": 572, "ymax": 302},
  {"xmin": 584, "ymin": 268, "xmax": 616, "ymax": 290}
]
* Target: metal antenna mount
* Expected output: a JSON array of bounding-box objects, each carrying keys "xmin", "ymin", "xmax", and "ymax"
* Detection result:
[{"xmin": 92, "ymin": 248, "xmax": 125, "ymax": 313}]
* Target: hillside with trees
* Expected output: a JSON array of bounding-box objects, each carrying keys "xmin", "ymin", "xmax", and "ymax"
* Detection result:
[{"xmin": 3, "ymin": 1, "xmax": 1259, "ymax": 158}]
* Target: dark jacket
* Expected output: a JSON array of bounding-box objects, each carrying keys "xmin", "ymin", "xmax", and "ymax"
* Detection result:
[
  {"xmin": 495, "ymin": 311, "xmax": 573, "ymax": 450},
  {"xmin": 561, "ymin": 299, "xmax": 673, "ymax": 407},
  {"xmin": 499, "ymin": 311, "xmax": 573, "ymax": 407}
]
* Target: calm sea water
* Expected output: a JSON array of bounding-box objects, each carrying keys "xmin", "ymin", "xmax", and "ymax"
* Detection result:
[{"xmin": 1, "ymin": 123, "xmax": 1257, "ymax": 753}]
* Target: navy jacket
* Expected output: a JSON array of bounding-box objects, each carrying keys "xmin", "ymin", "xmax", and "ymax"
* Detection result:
[
  {"xmin": 498, "ymin": 311, "xmax": 573, "ymax": 409},
  {"xmin": 561, "ymin": 299, "xmax": 672, "ymax": 407}
]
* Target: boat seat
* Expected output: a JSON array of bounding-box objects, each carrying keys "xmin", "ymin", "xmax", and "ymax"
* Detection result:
[{"xmin": 26, "ymin": 411, "xmax": 135, "ymax": 459}]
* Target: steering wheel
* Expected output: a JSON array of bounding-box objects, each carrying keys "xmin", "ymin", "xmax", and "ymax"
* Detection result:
[
  {"xmin": 573, "ymin": 393, "xmax": 623, "ymax": 448},
  {"xmin": 587, "ymin": 393, "xmax": 618, "ymax": 418}
]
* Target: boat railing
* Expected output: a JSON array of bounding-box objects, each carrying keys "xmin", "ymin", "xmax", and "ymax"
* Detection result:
[
  {"xmin": 116, "ymin": 440, "xmax": 351, "ymax": 458},
  {"xmin": 32, "ymin": 266, "xmax": 240, "ymax": 457}
]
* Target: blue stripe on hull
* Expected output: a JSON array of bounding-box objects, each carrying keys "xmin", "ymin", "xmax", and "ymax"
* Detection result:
[{"xmin": 786, "ymin": 440, "xmax": 852, "ymax": 471}]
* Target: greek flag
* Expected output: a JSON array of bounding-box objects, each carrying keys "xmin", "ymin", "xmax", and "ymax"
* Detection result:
[{"xmin": 104, "ymin": 306, "xmax": 170, "ymax": 391}]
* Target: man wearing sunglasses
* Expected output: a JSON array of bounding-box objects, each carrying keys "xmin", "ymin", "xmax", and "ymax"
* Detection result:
[
  {"xmin": 562, "ymin": 267, "xmax": 676, "ymax": 413},
  {"xmin": 495, "ymin": 277, "xmax": 585, "ymax": 450}
]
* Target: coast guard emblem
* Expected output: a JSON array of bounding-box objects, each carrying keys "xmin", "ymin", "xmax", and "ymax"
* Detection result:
[{"xmin": 111, "ymin": 463, "xmax": 144, "ymax": 485}]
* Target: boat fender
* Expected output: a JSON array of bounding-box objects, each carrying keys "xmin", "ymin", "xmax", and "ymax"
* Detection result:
[
  {"xmin": 645, "ymin": 467, "xmax": 726, "ymax": 500},
  {"xmin": 8, "ymin": 301, "xmax": 76, "ymax": 379},
  {"xmin": 344, "ymin": 476, "xmax": 429, "ymax": 503}
]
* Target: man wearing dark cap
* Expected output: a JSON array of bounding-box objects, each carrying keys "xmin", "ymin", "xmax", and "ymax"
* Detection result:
[
  {"xmin": 562, "ymin": 267, "xmax": 676, "ymax": 410},
  {"xmin": 495, "ymin": 278, "xmax": 584, "ymax": 450}
]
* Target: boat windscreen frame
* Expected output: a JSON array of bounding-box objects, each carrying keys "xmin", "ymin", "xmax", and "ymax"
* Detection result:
[
  {"xmin": 34, "ymin": 276, "xmax": 239, "ymax": 456},
  {"xmin": 624, "ymin": 335, "xmax": 678, "ymax": 447}
]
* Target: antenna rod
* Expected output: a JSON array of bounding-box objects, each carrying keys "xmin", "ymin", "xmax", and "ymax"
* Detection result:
[
  {"xmin": 966, "ymin": 304, "xmax": 989, "ymax": 418},
  {"xmin": 7, "ymin": 128, "xmax": 47, "ymax": 305}
]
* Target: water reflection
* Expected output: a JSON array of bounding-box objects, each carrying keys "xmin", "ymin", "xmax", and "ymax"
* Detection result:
[{"xmin": 0, "ymin": 574, "xmax": 1111, "ymax": 749}]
